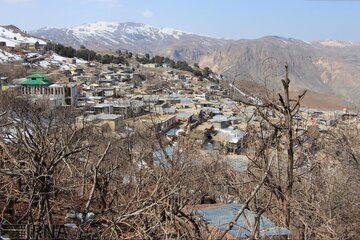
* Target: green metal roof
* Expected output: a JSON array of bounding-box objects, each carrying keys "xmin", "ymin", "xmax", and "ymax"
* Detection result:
[{"xmin": 20, "ymin": 74, "xmax": 53, "ymax": 85}]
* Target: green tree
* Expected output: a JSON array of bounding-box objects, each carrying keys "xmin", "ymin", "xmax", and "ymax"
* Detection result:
[
  {"xmin": 35, "ymin": 41, "xmax": 40, "ymax": 50},
  {"xmin": 152, "ymin": 55, "xmax": 164, "ymax": 65},
  {"xmin": 203, "ymin": 67, "xmax": 212, "ymax": 77},
  {"xmin": 193, "ymin": 69, "xmax": 202, "ymax": 77},
  {"xmin": 101, "ymin": 54, "xmax": 113, "ymax": 64},
  {"xmin": 176, "ymin": 61, "xmax": 193, "ymax": 72}
]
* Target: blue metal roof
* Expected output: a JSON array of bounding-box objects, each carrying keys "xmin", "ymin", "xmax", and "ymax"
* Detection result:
[
  {"xmin": 153, "ymin": 146, "xmax": 175, "ymax": 165},
  {"xmin": 197, "ymin": 204, "xmax": 290, "ymax": 238},
  {"xmin": 166, "ymin": 128, "xmax": 180, "ymax": 137}
]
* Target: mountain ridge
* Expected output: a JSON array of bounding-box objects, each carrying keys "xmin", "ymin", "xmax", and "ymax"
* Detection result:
[{"xmin": 7, "ymin": 22, "xmax": 360, "ymax": 104}]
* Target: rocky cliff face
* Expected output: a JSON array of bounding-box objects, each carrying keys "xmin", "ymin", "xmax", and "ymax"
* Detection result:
[{"xmin": 199, "ymin": 37, "xmax": 360, "ymax": 103}]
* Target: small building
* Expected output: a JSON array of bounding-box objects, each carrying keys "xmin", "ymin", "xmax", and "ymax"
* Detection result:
[
  {"xmin": 76, "ymin": 113, "xmax": 123, "ymax": 132},
  {"xmin": 93, "ymin": 103, "xmax": 113, "ymax": 114},
  {"xmin": 224, "ymin": 129, "xmax": 247, "ymax": 154},
  {"xmin": 98, "ymin": 79, "xmax": 115, "ymax": 87},
  {"xmin": 133, "ymin": 114, "xmax": 177, "ymax": 133},
  {"xmin": 166, "ymin": 127, "xmax": 184, "ymax": 141},
  {"xmin": 192, "ymin": 122, "xmax": 214, "ymax": 144},
  {"xmin": 211, "ymin": 115, "xmax": 231, "ymax": 129},
  {"xmin": 70, "ymin": 67, "xmax": 85, "ymax": 76},
  {"xmin": 20, "ymin": 74, "xmax": 80, "ymax": 107},
  {"xmin": 176, "ymin": 112, "xmax": 194, "ymax": 123},
  {"xmin": 94, "ymin": 87, "xmax": 116, "ymax": 97},
  {"xmin": 104, "ymin": 73, "xmax": 120, "ymax": 81},
  {"xmin": 142, "ymin": 95, "xmax": 161, "ymax": 104},
  {"xmin": 336, "ymin": 111, "xmax": 358, "ymax": 121},
  {"xmin": 113, "ymin": 100, "xmax": 146, "ymax": 118},
  {"xmin": 144, "ymin": 63, "xmax": 160, "ymax": 68}
]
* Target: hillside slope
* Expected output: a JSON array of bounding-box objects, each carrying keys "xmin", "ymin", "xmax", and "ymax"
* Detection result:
[
  {"xmin": 199, "ymin": 37, "xmax": 360, "ymax": 103},
  {"xmin": 19, "ymin": 22, "xmax": 360, "ymax": 104},
  {"xmin": 31, "ymin": 21, "xmax": 228, "ymax": 62}
]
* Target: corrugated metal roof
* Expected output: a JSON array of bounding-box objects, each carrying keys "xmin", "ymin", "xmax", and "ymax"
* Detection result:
[{"xmin": 197, "ymin": 204, "xmax": 290, "ymax": 238}]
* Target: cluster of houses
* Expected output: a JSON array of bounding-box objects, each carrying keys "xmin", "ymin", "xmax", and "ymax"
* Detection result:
[
  {"xmin": 15, "ymin": 66, "xmax": 352, "ymax": 152},
  {"xmin": 2, "ymin": 57, "xmax": 360, "ymax": 239},
  {"xmin": 8, "ymin": 63, "xmax": 359, "ymax": 152}
]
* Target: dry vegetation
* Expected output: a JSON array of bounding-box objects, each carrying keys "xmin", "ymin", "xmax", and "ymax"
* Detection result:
[
  {"xmin": 0, "ymin": 62, "xmax": 27, "ymax": 80},
  {"xmin": 0, "ymin": 66, "xmax": 360, "ymax": 239}
]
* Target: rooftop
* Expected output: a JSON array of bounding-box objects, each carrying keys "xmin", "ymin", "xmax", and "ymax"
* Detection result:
[
  {"xmin": 176, "ymin": 112, "xmax": 194, "ymax": 119},
  {"xmin": 96, "ymin": 113, "xmax": 123, "ymax": 120},
  {"xmin": 20, "ymin": 73, "xmax": 53, "ymax": 85},
  {"xmin": 80, "ymin": 113, "xmax": 123, "ymax": 122},
  {"xmin": 196, "ymin": 203, "xmax": 290, "ymax": 238}
]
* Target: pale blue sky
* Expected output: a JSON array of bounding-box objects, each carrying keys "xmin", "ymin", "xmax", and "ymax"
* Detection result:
[{"xmin": 1, "ymin": 0, "xmax": 360, "ymax": 41}]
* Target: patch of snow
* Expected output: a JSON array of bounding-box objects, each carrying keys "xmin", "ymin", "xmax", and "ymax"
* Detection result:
[
  {"xmin": 74, "ymin": 57, "xmax": 88, "ymax": 64},
  {"xmin": 51, "ymin": 53, "xmax": 68, "ymax": 62},
  {"xmin": 70, "ymin": 21, "xmax": 119, "ymax": 39},
  {"xmin": 0, "ymin": 49, "xmax": 22, "ymax": 62},
  {"xmin": 0, "ymin": 36, "xmax": 19, "ymax": 47},
  {"xmin": 60, "ymin": 64, "xmax": 71, "ymax": 70},
  {"xmin": 43, "ymin": 21, "xmax": 191, "ymax": 44},
  {"xmin": 38, "ymin": 60, "xmax": 50, "ymax": 68},
  {"xmin": 159, "ymin": 28, "xmax": 184, "ymax": 39},
  {"xmin": 0, "ymin": 26, "xmax": 46, "ymax": 46},
  {"xmin": 318, "ymin": 40, "xmax": 354, "ymax": 48},
  {"xmin": 25, "ymin": 52, "xmax": 40, "ymax": 58}
]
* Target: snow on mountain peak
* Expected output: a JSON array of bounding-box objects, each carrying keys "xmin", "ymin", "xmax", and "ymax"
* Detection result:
[
  {"xmin": 51, "ymin": 21, "xmax": 190, "ymax": 42},
  {"xmin": 30, "ymin": 21, "xmax": 221, "ymax": 56},
  {"xmin": 159, "ymin": 28, "xmax": 185, "ymax": 39},
  {"xmin": 317, "ymin": 40, "xmax": 356, "ymax": 48},
  {"xmin": 70, "ymin": 21, "xmax": 119, "ymax": 36}
]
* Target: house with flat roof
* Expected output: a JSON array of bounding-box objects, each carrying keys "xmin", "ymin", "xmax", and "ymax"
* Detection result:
[
  {"xmin": 112, "ymin": 99, "xmax": 146, "ymax": 118},
  {"xmin": 76, "ymin": 113, "xmax": 123, "ymax": 132},
  {"xmin": 93, "ymin": 103, "xmax": 113, "ymax": 114},
  {"xmin": 20, "ymin": 74, "xmax": 80, "ymax": 107},
  {"xmin": 130, "ymin": 114, "xmax": 177, "ymax": 133}
]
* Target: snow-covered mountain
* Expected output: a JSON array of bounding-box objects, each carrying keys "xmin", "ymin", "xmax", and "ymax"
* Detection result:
[
  {"xmin": 314, "ymin": 40, "xmax": 360, "ymax": 48},
  {"xmin": 31, "ymin": 21, "xmax": 228, "ymax": 62},
  {"xmin": 5, "ymin": 22, "xmax": 360, "ymax": 104},
  {"xmin": 0, "ymin": 25, "xmax": 46, "ymax": 47},
  {"xmin": 35, "ymin": 21, "xmax": 188, "ymax": 43}
]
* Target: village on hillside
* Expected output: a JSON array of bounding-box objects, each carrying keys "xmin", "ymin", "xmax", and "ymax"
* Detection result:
[{"xmin": 1, "ymin": 32, "xmax": 360, "ymax": 240}]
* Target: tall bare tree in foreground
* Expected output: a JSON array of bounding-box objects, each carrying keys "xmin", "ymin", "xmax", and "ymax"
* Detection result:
[{"xmin": 227, "ymin": 64, "xmax": 360, "ymax": 239}]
